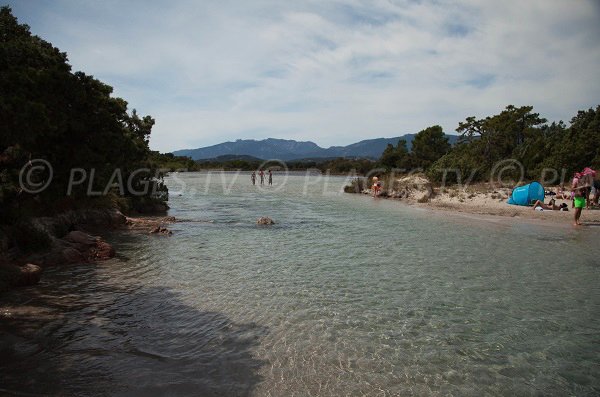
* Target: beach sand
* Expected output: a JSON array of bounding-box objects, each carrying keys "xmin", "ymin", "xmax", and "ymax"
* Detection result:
[
  {"xmin": 361, "ymin": 175, "xmax": 600, "ymax": 226},
  {"xmin": 418, "ymin": 186, "xmax": 600, "ymax": 225}
]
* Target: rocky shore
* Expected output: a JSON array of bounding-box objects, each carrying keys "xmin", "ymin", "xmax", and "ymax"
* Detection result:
[{"xmin": 0, "ymin": 209, "xmax": 175, "ymax": 292}]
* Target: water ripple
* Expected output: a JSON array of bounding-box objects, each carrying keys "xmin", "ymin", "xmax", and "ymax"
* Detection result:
[{"xmin": 1, "ymin": 174, "xmax": 599, "ymax": 396}]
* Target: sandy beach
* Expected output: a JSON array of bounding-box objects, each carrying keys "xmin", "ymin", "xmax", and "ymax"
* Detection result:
[
  {"xmin": 360, "ymin": 175, "xmax": 600, "ymax": 226},
  {"xmin": 421, "ymin": 187, "xmax": 600, "ymax": 225}
]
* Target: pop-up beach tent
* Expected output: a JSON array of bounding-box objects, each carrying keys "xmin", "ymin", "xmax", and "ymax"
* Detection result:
[{"xmin": 507, "ymin": 182, "xmax": 545, "ymax": 206}]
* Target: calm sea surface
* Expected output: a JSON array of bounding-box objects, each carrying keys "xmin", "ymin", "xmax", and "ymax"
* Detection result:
[{"xmin": 1, "ymin": 172, "xmax": 599, "ymax": 396}]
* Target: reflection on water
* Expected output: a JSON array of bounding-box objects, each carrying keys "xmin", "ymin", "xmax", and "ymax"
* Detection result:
[{"xmin": 1, "ymin": 173, "xmax": 599, "ymax": 396}]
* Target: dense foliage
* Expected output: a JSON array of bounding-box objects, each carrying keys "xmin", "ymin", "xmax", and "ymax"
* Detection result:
[
  {"xmin": 194, "ymin": 157, "xmax": 375, "ymax": 174},
  {"xmin": 0, "ymin": 7, "xmax": 167, "ymax": 222},
  {"xmin": 375, "ymin": 104, "xmax": 599, "ymax": 185},
  {"xmin": 428, "ymin": 105, "xmax": 600, "ymax": 184},
  {"xmin": 378, "ymin": 125, "xmax": 451, "ymax": 171},
  {"xmin": 149, "ymin": 152, "xmax": 200, "ymax": 172}
]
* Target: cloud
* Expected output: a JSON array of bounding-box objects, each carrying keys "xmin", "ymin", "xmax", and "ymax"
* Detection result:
[{"xmin": 9, "ymin": 0, "xmax": 600, "ymax": 152}]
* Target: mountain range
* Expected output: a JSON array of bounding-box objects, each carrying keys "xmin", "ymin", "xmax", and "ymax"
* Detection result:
[{"xmin": 173, "ymin": 135, "xmax": 459, "ymax": 161}]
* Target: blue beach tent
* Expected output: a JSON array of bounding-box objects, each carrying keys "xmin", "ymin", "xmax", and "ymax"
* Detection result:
[{"xmin": 507, "ymin": 182, "xmax": 545, "ymax": 206}]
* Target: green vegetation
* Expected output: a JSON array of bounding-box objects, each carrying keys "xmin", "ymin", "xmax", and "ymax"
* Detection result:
[
  {"xmin": 378, "ymin": 125, "xmax": 451, "ymax": 171},
  {"xmin": 149, "ymin": 152, "xmax": 201, "ymax": 172},
  {"xmin": 411, "ymin": 126, "xmax": 451, "ymax": 169},
  {"xmin": 0, "ymin": 6, "xmax": 168, "ymax": 224},
  {"xmin": 429, "ymin": 105, "xmax": 599, "ymax": 184},
  {"xmin": 195, "ymin": 157, "xmax": 375, "ymax": 174},
  {"xmin": 374, "ymin": 105, "xmax": 599, "ymax": 185}
]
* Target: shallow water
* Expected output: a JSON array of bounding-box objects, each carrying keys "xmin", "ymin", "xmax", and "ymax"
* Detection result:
[{"xmin": 1, "ymin": 172, "xmax": 599, "ymax": 396}]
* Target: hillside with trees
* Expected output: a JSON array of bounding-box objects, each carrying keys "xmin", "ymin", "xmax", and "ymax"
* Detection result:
[
  {"xmin": 375, "ymin": 105, "xmax": 600, "ymax": 185},
  {"xmin": 0, "ymin": 6, "xmax": 167, "ymax": 223}
]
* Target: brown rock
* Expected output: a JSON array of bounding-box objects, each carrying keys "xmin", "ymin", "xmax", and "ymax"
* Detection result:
[
  {"xmin": 92, "ymin": 240, "xmax": 115, "ymax": 260},
  {"xmin": 62, "ymin": 247, "xmax": 86, "ymax": 264},
  {"xmin": 13, "ymin": 264, "xmax": 42, "ymax": 286},
  {"xmin": 64, "ymin": 231, "xmax": 96, "ymax": 246},
  {"xmin": 150, "ymin": 226, "xmax": 161, "ymax": 234},
  {"xmin": 150, "ymin": 226, "xmax": 172, "ymax": 236},
  {"xmin": 110, "ymin": 211, "xmax": 127, "ymax": 226},
  {"xmin": 257, "ymin": 217, "xmax": 275, "ymax": 225}
]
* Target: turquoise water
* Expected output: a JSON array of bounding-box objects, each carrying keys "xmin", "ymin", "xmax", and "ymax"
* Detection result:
[{"xmin": 1, "ymin": 172, "xmax": 599, "ymax": 396}]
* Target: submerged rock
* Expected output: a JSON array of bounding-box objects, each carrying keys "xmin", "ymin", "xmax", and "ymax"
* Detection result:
[
  {"xmin": 39, "ymin": 231, "xmax": 116, "ymax": 265},
  {"xmin": 149, "ymin": 226, "xmax": 172, "ymax": 236},
  {"xmin": 257, "ymin": 217, "xmax": 275, "ymax": 225}
]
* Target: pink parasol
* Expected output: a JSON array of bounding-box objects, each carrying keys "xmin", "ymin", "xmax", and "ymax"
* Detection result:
[{"xmin": 581, "ymin": 167, "xmax": 596, "ymax": 177}]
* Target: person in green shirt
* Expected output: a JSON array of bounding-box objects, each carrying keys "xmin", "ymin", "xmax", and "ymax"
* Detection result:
[{"xmin": 572, "ymin": 173, "xmax": 586, "ymax": 226}]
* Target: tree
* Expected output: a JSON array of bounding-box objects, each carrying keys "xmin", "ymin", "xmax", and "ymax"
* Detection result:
[
  {"xmin": 379, "ymin": 140, "xmax": 411, "ymax": 170},
  {"xmin": 411, "ymin": 125, "xmax": 450, "ymax": 169},
  {"xmin": 0, "ymin": 6, "xmax": 166, "ymax": 221}
]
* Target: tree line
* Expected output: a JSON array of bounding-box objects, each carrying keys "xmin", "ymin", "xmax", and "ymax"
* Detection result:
[
  {"xmin": 376, "ymin": 105, "xmax": 599, "ymax": 185},
  {"xmin": 157, "ymin": 103, "xmax": 599, "ymax": 184},
  {"xmin": 0, "ymin": 7, "xmax": 167, "ymax": 223}
]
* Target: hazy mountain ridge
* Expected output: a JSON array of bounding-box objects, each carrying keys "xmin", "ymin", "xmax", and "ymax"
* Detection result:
[{"xmin": 173, "ymin": 135, "xmax": 459, "ymax": 160}]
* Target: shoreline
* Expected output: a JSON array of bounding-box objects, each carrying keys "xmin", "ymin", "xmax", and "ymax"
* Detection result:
[
  {"xmin": 352, "ymin": 176, "xmax": 600, "ymax": 227},
  {"xmin": 0, "ymin": 209, "xmax": 175, "ymax": 293},
  {"xmin": 420, "ymin": 196, "xmax": 600, "ymax": 226}
]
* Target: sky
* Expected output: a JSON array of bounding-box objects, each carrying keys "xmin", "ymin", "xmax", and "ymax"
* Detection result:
[{"xmin": 9, "ymin": 0, "xmax": 600, "ymax": 152}]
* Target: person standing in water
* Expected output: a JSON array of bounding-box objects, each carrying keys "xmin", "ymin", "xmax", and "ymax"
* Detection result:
[
  {"xmin": 572, "ymin": 172, "xmax": 586, "ymax": 226},
  {"xmin": 251, "ymin": 171, "xmax": 256, "ymax": 185},
  {"xmin": 259, "ymin": 170, "xmax": 265, "ymax": 185},
  {"xmin": 268, "ymin": 170, "xmax": 273, "ymax": 185},
  {"xmin": 372, "ymin": 176, "xmax": 381, "ymax": 197}
]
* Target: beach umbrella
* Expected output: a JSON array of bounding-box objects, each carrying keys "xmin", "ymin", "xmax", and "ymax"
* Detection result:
[{"xmin": 582, "ymin": 167, "xmax": 596, "ymax": 177}]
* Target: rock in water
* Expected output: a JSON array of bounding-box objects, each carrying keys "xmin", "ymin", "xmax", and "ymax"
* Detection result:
[
  {"xmin": 150, "ymin": 226, "xmax": 161, "ymax": 234},
  {"xmin": 149, "ymin": 226, "xmax": 173, "ymax": 236},
  {"xmin": 14, "ymin": 264, "xmax": 42, "ymax": 286},
  {"xmin": 62, "ymin": 247, "xmax": 86, "ymax": 264},
  {"xmin": 93, "ymin": 240, "xmax": 115, "ymax": 260},
  {"xmin": 257, "ymin": 217, "xmax": 275, "ymax": 225},
  {"xmin": 64, "ymin": 230, "xmax": 97, "ymax": 246}
]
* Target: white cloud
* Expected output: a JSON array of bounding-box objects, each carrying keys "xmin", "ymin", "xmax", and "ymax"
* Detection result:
[{"xmin": 10, "ymin": 0, "xmax": 600, "ymax": 151}]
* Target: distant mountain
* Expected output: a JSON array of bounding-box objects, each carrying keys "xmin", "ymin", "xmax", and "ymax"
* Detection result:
[
  {"xmin": 198, "ymin": 154, "xmax": 264, "ymax": 163},
  {"xmin": 303, "ymin": 135, "xmax": 421, "ymax": 159},
  {"xmin": 173, "ymin": 138, "xmax": 321, "ymax": 161},
  {"xmin": 173, "ymin": 135, "xmax": 459, "ymax": 161}
]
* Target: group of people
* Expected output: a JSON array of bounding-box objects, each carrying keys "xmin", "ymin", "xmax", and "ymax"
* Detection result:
[
  {"xmin": 533, "ymin": 167, "xmax": 598, "ymax": 226},
  {"xmin": 251, "ymin": 170, "xmax": 273, "ymax": 186}
]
